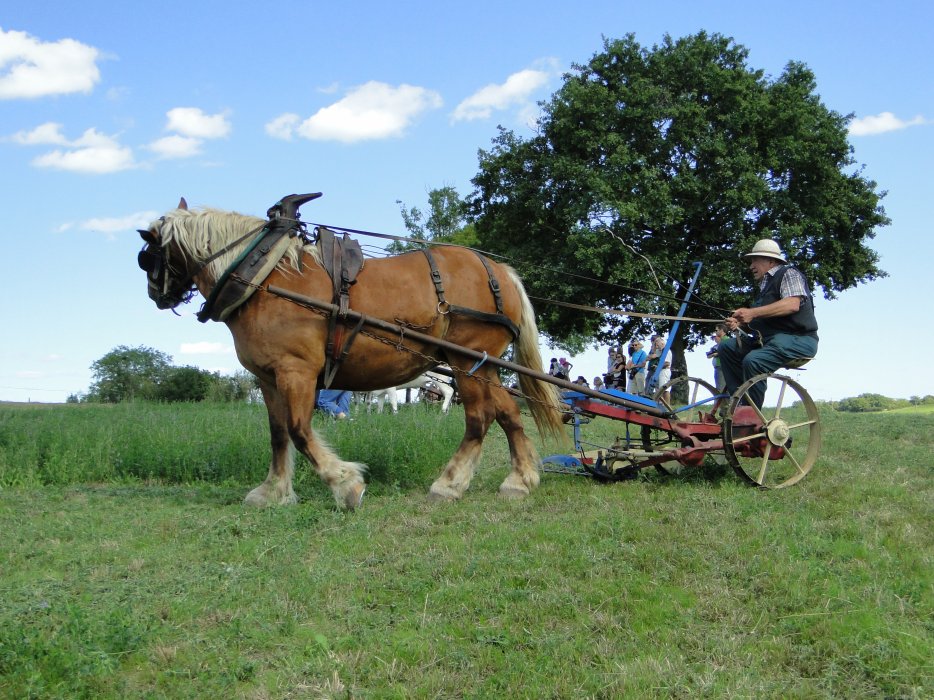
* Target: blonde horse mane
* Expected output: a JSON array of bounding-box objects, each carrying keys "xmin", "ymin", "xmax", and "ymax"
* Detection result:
[{"xmin": 158, "ymin": 207, "xmax": 321, "ymax": 285}]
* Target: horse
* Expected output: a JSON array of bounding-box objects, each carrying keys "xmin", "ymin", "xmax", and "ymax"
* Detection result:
[
  {"xmin": 137, "ymin": 197, "xmax": 564, "ymax": 510},
  {"xmin": 369, "ymin": 370, "xmax": 456, "ymax": 414}
]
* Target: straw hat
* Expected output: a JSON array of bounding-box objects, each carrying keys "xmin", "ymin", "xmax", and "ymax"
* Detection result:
[{"xmin": 743, "ymin": 239, "xmax": 786, "ymax": 263}]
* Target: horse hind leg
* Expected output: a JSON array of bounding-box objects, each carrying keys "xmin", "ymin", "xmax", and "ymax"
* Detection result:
[
  {"xmin": 428, "ymin": 373, "xmax": 495, "ymax": 502},
  {"xmin": 491, "ymin": 385, "xmax": 542, "ymax": 499}
]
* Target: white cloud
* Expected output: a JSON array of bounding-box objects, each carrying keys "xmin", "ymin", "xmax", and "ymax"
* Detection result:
[
  {"xmin": 55, "ymin": 210, "xmax": 159, "ymax": 239},
  {"xmin": 12, "ymin": 123, "xmax": 135, "ymax": 173},
  {"xmin": 143, "ymin": 107, "xmax": 230, "ymax": 160},
  {"xmin": 267, "ymin": 81, "xmax": 443, "ymax": 143},
  {"xmin": 147, "ymin": 134, "xmax": 203, "ymax": 159},
  {"xmin": 0, "ymin": 28, "xmax": 101, "ymax": 99},
  {"xmin": 849, "ymin": 111, "xmax": 926, "ymax": 136},
  {"xmin": 452, "ymin": 67, "xmax": 552, "ymax": 122},
  {"xmin": 180, "ymin": 342, "xmax": 234, "ymax": 355},
  {"xmin": 77, "ymin": 211, "xmax": 160, "ymax": 235},
  {"xmin": 10, "ymin": 121, "xmax": 70, "ymax": 145},
  {"xmin": 165, "ymin": 107, "xmax": 231, "ymax": 139},
  {"xmin": 265, "ymin": 113, "xmax": 300, "ymax": 140},
  {"xmin": 30, "ymin": 127, "xmax": 135, "ymax": 173}
]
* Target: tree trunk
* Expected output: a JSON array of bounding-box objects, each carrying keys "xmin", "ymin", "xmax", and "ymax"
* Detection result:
[{"xmin": 670, "ymin": 330, "xmax": 690, "ymax": 404}]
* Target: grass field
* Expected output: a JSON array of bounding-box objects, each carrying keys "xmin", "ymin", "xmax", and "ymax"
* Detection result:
[{"xmin": 0, "ymin": 400, "xmax": 931, "ymax": 698}]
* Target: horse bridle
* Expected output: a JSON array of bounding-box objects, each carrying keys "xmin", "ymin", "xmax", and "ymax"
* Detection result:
[
  {"xmin": 137, "ymin": 217, "xmax": 197, "ymax": 308},
  {"xmin": 137, "ymin": 216, "xmax": 269, "ymax": 309}
]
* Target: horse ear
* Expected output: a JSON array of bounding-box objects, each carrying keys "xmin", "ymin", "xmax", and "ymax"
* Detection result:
[{"xmin": 178, "ymin": 197, "xmax": 188, "ymax": 210}]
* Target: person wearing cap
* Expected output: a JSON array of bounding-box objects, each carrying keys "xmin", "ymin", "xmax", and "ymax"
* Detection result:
[
  {"xmin": 719, "ymin": 239, "xmax": 819, "ymax": 408},
  {"xmin": 626, "ymin": 340, "xmax": 649, "ymax": 394}
]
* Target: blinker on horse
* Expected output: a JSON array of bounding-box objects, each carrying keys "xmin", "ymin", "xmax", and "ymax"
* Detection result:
[{"xmin": 137, "ymin": 194, "xmax": 564, "ymax": 510}]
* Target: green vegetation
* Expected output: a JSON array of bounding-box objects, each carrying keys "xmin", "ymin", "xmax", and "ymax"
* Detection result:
[
  {"xmin": 0, "ymin": 402, "xmax": 931, "ymax": 698},
  {"xmin": 835, "ymin": 393, "xmax": 934, "ymax": 412},
  {"xmin": 71, "ymin": 345, "xmax": 256, "ymax": 404}
]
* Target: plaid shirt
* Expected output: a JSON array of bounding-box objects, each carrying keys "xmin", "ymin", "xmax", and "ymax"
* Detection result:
[{"xmin": 761, "ymin": 265, "xmax": 809, "ymax": 299}]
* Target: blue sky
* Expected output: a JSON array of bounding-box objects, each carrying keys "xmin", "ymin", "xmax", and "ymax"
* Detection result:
[{"xmin": 2, "ymin": 1, "xmax": 932, "ymax": 403}]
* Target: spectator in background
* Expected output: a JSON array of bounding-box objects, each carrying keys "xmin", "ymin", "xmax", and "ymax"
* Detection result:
[
  {"xmin": 645, "ymin": 335, "xmax": 667, "ymax": 391},
  {"xmin": 609, "ymin": 351, "xmax": 627, "ymax": 389},
  {"xmin": 657, "ymin": 360, "xmax": 672, "ymax": 403},
  {"xmin": 316, "ymin": 389, "xmax": 352, "ymax": 419},
  {"xmin": 549, "ymin": 357, "xmax": 560, "ymax": 377},
  {"xmin": 646, "ymin": 335, "xmax": 665, "ymax": 375},
  {"xmin": 627, "ymin": 340, "xmax": 648, "ymax": 394},
  {"xmin": 556, "ymin": 358, "xmax": 572, "ymax": 380},
  {"xmin": 707, "ymin": 323, "xmax": 729, "ymax": 391},
  {"xmin": 593, "ymin": 376, "xmax": 605, "ymax": 391},
  {"xmin": 574, "ymin": 375, "xmax": 590, "ymax": 388}
]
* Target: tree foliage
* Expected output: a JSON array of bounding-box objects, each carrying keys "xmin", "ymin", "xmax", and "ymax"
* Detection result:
[
  {"xmin": 88, "ymin": 345, "xmax": 173, "ymax": 403},
  {"xmin": 468, "ymin": 32, "xmax": 889, "ymax": 368},
  {"xmin": 389, "ymin": 185, "xmax": 478, "ymax": 254},
  {"xmin": 85, "ymin": 345, "xmax": 257, "ymax": 403},
  {"xmin": 835, "ymin": 393, "xmax": 934, "ymax": 412}
]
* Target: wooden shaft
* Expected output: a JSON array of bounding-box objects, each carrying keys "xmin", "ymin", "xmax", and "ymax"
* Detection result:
[{"xmin": 266, "ymin": 284, "xmax": 667, "ymax": 416}]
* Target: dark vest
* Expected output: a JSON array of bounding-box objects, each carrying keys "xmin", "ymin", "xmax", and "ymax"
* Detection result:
[{"xmin": 749, "ymin": 265, "xmax": 818, "ymax": 339}]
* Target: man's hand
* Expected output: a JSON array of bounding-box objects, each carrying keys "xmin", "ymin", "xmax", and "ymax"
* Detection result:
[
  {"xmin": 731, "ymin": 307, "xmax": 756, "ymax": 324},
  {"xmin": 732, "ymin": 296, "xmax": 802, "ymax": 325}
]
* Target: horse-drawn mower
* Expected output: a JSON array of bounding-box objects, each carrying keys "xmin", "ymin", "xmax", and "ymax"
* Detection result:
[{"xmin": 541, "ymin": 369, "xmax": 821, "ymax": 489}]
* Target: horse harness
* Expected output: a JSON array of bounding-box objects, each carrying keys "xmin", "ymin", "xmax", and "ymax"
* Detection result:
[
  {"xmin": 317, "ymin": 225, "xmax": 366, "ymax": 387},
  {"xmin": 317, "ymin": 232, "xmax": 519, "ymax": 388},
  {"xmin": 419, "ymin": 248, "xmax": 520, "ymax": 338}
]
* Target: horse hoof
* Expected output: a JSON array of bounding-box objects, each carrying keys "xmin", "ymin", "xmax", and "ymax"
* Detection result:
[
  {"xmin": 244, "ymin": 485, "xmax": 297, "ymax": 507},
  {"xmin": 428, "ymin": 483, "xmax": 460, "ymax": 502},
  {"xmin": 498, "ymin": 484, "xmax": 530, "ymax": 499},
  {"xmin": 343, "ymin": 482, "xmax": 366, "ymax": 510},
  {"xmin": 244, "ymin": 489, "xmax": 271, "ymax": 507}
]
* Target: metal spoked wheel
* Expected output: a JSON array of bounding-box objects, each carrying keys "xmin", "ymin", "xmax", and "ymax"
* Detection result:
[
  {"xmin": 652, "ymin": 375, "xmax": 722, "ymax": 475},
  {"xmin": 723, "ymin": 372, "xmax": 822, "ymax": 489}
]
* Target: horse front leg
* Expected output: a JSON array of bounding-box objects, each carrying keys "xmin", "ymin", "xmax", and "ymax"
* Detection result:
[
  {"xmin": 278, "ymin": 370, "xmax": 367, "ymax": 510},
  {"xmin": 244, "ymin": 381, "xmax": 298, "ymax": 507}
]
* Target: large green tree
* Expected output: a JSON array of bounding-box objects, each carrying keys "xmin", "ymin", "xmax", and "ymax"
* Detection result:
[
  {"xmin": 88, "ymin": 345, "xmax": 173, "ymax": 402},
  {"xmin": 468, "ymin": 32, "xmax": 888, "ymax": 372}
]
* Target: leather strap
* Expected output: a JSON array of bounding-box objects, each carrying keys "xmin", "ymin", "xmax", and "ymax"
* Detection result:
[{"xmin": 420, "ymin": 248, "xmax": 448, "ymax": 308}]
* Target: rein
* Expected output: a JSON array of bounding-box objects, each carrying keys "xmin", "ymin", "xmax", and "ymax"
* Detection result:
[{"xmin": 529, "ymin": 297, "xmax": 725, "ymax": 324}]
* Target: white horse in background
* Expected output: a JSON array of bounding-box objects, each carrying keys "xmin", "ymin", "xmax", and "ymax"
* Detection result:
[{"xmin": 370, "ymin": 371, "xmax": 456, "ymax": 414}]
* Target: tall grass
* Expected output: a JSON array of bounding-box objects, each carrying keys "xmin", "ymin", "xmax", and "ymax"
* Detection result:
[{"xmin": 0, "ymin": 402, "xmax": 462, "ymax": 492}]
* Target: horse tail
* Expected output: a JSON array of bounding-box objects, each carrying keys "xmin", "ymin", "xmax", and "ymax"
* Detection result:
[{"xmin": 504, "ymin": 266, "xmax": 566, "ymax": 443}]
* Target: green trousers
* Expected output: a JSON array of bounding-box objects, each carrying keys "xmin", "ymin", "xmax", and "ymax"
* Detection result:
[{"xmin": 718, "ymin": 332, "xmax": 818, "ymax": 408}]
